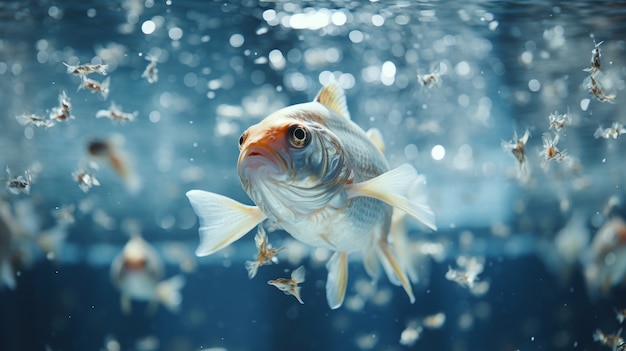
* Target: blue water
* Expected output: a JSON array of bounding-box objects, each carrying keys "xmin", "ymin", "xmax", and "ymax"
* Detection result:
[{"xmin": 1, "ymin": 1, "xmax": 625, "ymax": 350}]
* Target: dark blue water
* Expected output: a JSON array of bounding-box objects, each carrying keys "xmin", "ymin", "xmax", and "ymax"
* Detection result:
[{"xmin": 1, "ymin": 1, "xmax": 625, "ymax": 350}]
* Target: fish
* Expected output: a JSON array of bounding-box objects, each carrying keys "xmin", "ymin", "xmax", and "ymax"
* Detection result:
[
  {"xmin": 245, "ymin": 226, "xmax": 283, "ymax": 279},
  {"xmin": 267, "ymin": 265, "xmax": 305, "ymax": 304},
  {"xmin": 87, "ymin": 135, "xmax": 141, "ymax": 194},
  {"xmin": 15, "ymin": 113, "xmax": 55, "ymax": 129},
  {"xmin": 142, "ymin": 55, "xmax": 159, "ymax": 84},
  {"xmin": 49, "ymin": 91, "xmax": 74, "ymax": 122},
  {"xmin": 63, "ymin": 62, "xmax": 108, "ymax": 76},
  {"xmin": 78, "ymin": 76, "xmax": 110, "ymax": 100},
  {"xmin": 96, "ymin": 102, "xmax": 138, "ymax": 124},
  {"xmin": 110, "ymin": 234, "xmax": 185, "ymax": 314},
  {"xmin": 186, "ymin": 83, "xmax": 436, "ymax": 309},
  {"xmin": 4, "ymin": 166, "xmax": 32, "ymax": 195}
]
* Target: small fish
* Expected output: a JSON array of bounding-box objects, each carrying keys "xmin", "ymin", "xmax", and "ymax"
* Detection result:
[
  {"xmin": 594, "ymin": 122, "xmax": 626, "ymax": 140},
  {"xmin": 245, "ymin": 226, "xmax": 283, "ymax": 279},
  {"xmin": 585, "ymin": 74, "xmax": 616, "ymax": 103},
  {"xmin": 540, "ymin": 132, "xmax": 566, "ymax": 163},
  {"xmin": 87, "ymin": 136, "xmax": 141, "ymax": 193},
  {"xmin": 110, "ymin": 234, "xmax": 185, "ymax": 314},
  {"xmin": 49, "ymin": 91, "xmax": 74, "ymax": 122},
  {"xmin": 445, "ymin": 256, "xmax": 484, "ymax": 289},
  {"xmin": 583, "ymin": 40, "xmax": 604, "ymax": 75},
  {"xmin": 4, "ymin": 166, "xmax": 32, "ymax": 195},
  {"xmin": 593, "ymin": 329, "xmax": 625, "ymax": 350},
  {"xmin": 72, "ymin": 163, "xmax": 101, "ymax": 193},
  {"xmin": 15, "ymin": 113, "xmax": 55, "ymax": 128},
  {"xmin": 548, "ymin": 111, "xmax": 570, "ymax": 132},
  {"xmin": 186, "ymin": 83, "xmax": 436, "ymax": 309},
  {"xmin": 96, "ymin": 102, "xmax": 138, "ymax": 124},
  {"xmin": 79, "ymin": 76, "xmax": 110, "ymax": 100},
  {"xmin": 63, "ymin": 62, "xmax": 108, "ymax": 76},
  {"xmin": 501, "ymin": 130, "xmax": 530, "ymax": 182},
  {"xmin": 267, "ymin": 265, "xmax": 305, "ymax": 304},
  {"xmin": 142, "ymin": 55, "xmax": 159, "ymax": 84}
]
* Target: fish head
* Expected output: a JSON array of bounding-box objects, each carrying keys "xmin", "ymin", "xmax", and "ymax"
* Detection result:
[
  {"xmin": 237, "ymin": 103, "xmax": 349, "ymax": 222},
  {"xmin": 116, "ymin": 235, "xmax": 163, "ymax": 280}
]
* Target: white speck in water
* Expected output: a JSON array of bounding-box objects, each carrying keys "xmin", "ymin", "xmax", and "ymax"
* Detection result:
[
  {"xmin": 87, "ymin": 8, "xmax": 96, "ymax": 18},
  {"xmin": 528, "ymin": 79, "xmax": 540, "ymax": 92},
  {"xmin": 371, "ymin": 14, "xmax": 385, "ymax": 27},
  {"xmin": 431, "ymin": 145, "xmax": 446, "ymax": 160},
  {"xmin": 141, "ymin": 20, "xmax": 156, "ymax": 35},
  {"xmin": 580, "ymin": 98, "xmax": 590, "ymax": 111},
  {"xmin": 455, "ymin": 61, "xmax": 471, "ymax": 76},
  {"xmin": 168, "ymin": 27, "xmax": 183, "ymax": 41},
  {"xmin": 229, "ymin": 33, "xmax": 244, "ymax": 48}
]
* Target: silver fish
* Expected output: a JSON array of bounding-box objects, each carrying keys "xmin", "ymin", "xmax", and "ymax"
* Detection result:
[{"xmin": 187, "ymin": 83, "xmax": 436, "ymax": 309}]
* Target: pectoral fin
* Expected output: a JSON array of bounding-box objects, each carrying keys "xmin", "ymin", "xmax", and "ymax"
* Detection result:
[
  {"xmin": 346, "ymin": 164, "xmax": 437, "ymax": 231},
  {"xmin": 186, "ymin": 190, "xmax": 267, "ymax": 256},
  {"xmin": 326, "ymin": 251, "xmax": 348, "ymax": 309}
]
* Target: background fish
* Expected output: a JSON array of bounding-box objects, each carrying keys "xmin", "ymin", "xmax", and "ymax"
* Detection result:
[{"xmin": 187, "ymin": 83, "xmax": 436, "ymax": 309}]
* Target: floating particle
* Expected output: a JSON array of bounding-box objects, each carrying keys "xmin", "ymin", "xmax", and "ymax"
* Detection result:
[
  {"xmin": 423, "ymin": 312, "xmax": 446, "ymax": 329},
  {"xmin": 51, "ymin": 204, "xmax": 75, "ymax": 225},
  {"xmin": 418, "ymin": 63, "xmax": 443, "ymax": 89},
  {"xmin": 594, "ymin": 122, "xmax": 626, "ymax": 139},
  {"xmin": 399, "ymin": 320, "xmax": 423, "ymax": 346}
]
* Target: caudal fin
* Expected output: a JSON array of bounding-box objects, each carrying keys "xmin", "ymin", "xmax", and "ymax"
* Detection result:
[
  {"xmin": 186, "ymin": 190, "xmax": 267, "ymax": 256},
  {"xmin": 156, "ymin": 275, "xmax": 186, "ymax": 313}
]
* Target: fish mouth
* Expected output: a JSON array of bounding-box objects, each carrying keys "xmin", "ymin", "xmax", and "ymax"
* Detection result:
[{"xmin": 238, "ymin": 145, "xmax": 287, "ymax": 180}]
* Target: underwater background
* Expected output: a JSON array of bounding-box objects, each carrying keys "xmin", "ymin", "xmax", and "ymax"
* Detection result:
[{"xmin": 1, "ymin": 1, "xmax": 625, "ymax": 350}]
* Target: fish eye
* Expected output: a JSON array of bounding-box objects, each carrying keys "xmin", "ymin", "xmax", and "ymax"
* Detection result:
[
  {"xmin": 238, "ymin": 132, "xmax": 247, "ymax": 150},
  {"xmin": 288, "ymin": 125, "xmax": 310, "ymax": 148}
]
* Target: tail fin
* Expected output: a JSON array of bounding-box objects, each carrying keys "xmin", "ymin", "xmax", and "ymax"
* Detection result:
[
  {"xmin": 156, "ymin": 275, "xmax": 186, "ymax": 313},
  {"xmin": 186, "ymin": 190, "xmax": 266, "ymax": 256}
]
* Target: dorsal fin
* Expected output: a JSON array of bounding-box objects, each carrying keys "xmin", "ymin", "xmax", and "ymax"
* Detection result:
[
  {"xmin": 366, "ymin": 128, "xmax": 385, "ymax": 154},
  {"xmin": 314, "ymin": 83, "xmax": 351, "ymax": 120}
]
